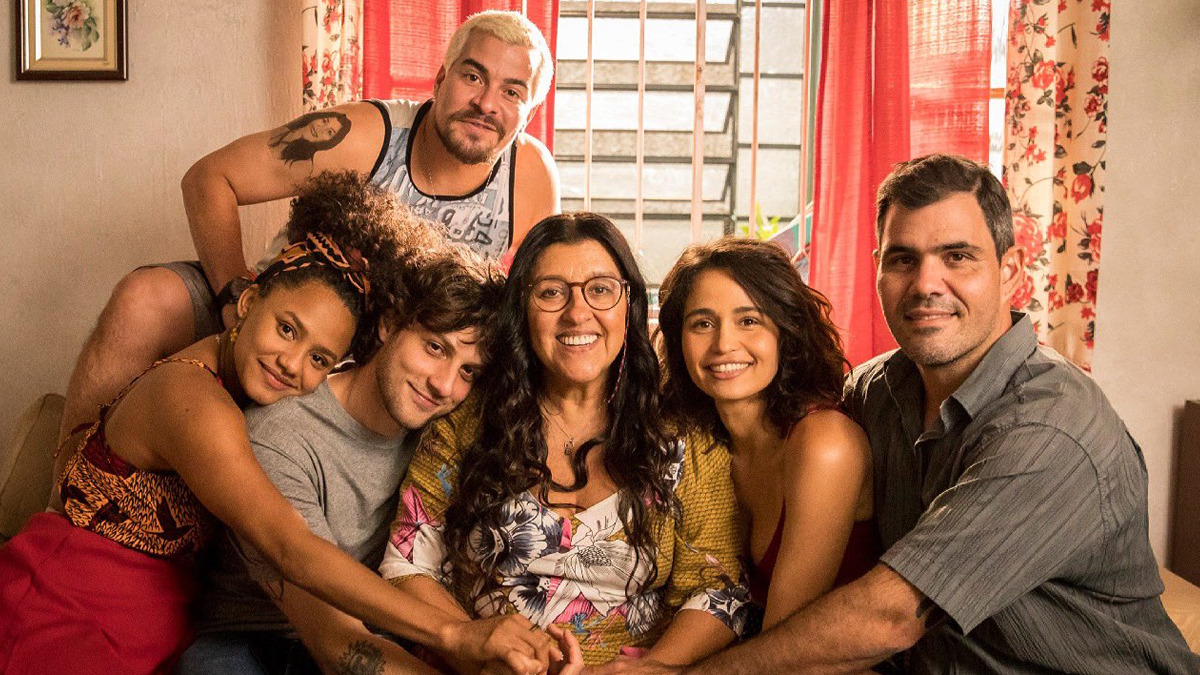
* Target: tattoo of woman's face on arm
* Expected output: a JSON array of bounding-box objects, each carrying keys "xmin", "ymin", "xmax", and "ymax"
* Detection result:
[
  {"xmin": 336, "ymin": 640, "xmax": 384, "ymax": 675},
  {"xmin": 268, "ymin": 110, "xmax": 352, "ymax": 166}
]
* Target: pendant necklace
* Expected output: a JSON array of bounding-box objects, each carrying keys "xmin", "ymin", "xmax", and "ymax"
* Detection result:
[
  {"xmin": 541, "ymin": 402, "xmax": 598, "ymax": 457},
  {"xmin": 423, "ymin": 159, "xmax": 436, "ymax": 193},
  {"xmin": 419, "ymin": 127, "xmax": 438, "ymax": 193}
]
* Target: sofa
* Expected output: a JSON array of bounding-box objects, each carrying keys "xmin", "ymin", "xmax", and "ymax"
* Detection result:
[{"xmin": 1, "ymin": 393, "xmax": 1199, "ymax": 653}]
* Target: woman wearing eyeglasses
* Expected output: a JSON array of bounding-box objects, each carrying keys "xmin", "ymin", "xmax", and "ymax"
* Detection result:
[{"xmin": 379, "ymin": 213, "xmax": 749, "ymax": 670}]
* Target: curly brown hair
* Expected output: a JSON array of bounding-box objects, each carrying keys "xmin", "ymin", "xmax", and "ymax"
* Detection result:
[
  {"xmin": 270, "ymin": 170, "xmax": 504, "ymax": 364},
  {"xmin": 369, "ymin": 240, "xmax": 507, "ymax": 365},
  {"xmin": 657, "ymin": 237, "xmax": 848, "ymax": 441}
]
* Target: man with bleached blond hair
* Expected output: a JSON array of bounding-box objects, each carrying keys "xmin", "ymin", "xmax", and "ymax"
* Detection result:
[{"xmin": 60, "ymin": 10, "xmax": 560, "ymax": 446}]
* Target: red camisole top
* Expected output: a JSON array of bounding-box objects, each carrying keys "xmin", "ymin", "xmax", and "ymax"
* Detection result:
[{"xmin": 747, "ymin": 502, "xmax": 882, "ymax": 605}]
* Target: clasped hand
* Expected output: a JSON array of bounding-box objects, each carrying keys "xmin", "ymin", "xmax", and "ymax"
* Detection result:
[{"xmin": 470, "ymin": 621, "xmax": 585, "ymax": 675}]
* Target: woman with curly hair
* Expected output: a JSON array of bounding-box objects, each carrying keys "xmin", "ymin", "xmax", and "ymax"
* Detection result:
[
  {"xmin": 0, "ymin": 173, "xmax": 550, "ymax": 675},
  {"xmin": 656, "ymin": 237, "xmax": 879, "ymax": 634},
  {"xmin": 381, "ymin": 213, "xmax": 750, "ymax": 668}
]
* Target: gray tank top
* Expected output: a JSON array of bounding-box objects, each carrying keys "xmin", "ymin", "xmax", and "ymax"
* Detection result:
[{"xmin": 367, "ymin": 99, "xmax": 516, "ymax": 260}]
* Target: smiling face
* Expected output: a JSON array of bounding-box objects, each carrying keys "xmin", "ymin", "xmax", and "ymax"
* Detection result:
[
  {"xmin": 526, "ymin": 240, "xmax": 629, "ymax": 392},
  {"xmin": 233, "ymin": 281, "xmax": 356, "ymax": 405},
  {"xmin": 680, "ymin": 269, "xmax": 781, "ymax": 410},
  {"xmin": 875, "ymin": 191, "xmax": 1023, "ymax": 374},
  {"xmin": 431, "ymin": 30, "xmax": 538, "ymax": 165},
  {"xmin": 375, "ymin": 322, "xmax": 483, "ymax": 430}
]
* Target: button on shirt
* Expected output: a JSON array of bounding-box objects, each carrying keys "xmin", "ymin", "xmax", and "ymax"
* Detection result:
[{"xmin": 844, "ymin": 313, "xmax": 1198, "ymax": 674}]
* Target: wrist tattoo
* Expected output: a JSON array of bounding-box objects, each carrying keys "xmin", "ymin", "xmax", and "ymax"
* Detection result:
[
  {"xmin": 269, "ymin": 110, "xmax": 352, "ymax": 166},
  {"xmin": 336, "ymin": 640, "xmax": 385, "ymax": 675}
]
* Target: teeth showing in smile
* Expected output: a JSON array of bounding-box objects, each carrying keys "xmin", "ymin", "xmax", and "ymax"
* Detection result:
[
  {"xmin": 560, "ymin": 334, "xmax": 599, "ymax": 346},
  {"xmin": 710, "ymin": 362, "xmax": 749, "ymax": 373}
]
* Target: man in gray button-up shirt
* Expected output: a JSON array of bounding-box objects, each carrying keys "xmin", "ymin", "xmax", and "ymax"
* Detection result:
[{"xmin": 600, "ymin": 154, "xmax": 1197, "ymax": 675}]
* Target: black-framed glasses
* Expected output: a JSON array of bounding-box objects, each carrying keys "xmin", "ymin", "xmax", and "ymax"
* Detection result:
[{"xmin": 528, "ymin": 276, "xmax": 629, "ymax": 312}]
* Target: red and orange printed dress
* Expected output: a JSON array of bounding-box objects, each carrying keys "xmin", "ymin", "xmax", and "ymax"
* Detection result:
[{"xmin": 0, "ymin": 359, "xmax": 218, "ymax": 675}]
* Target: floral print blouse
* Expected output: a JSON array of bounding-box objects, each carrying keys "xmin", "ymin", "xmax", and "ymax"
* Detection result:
[{"xmin": 379, "ymin": 402, "xmax": 750, "ymax": 665}]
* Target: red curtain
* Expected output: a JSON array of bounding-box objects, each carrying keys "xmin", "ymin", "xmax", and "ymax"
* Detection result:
[
  {"xmin": 362, "ymin": 0, "xmax": 559, "ymax": 151},
  {"xmin": 808, "ymin": 0, "xmax": 991, "ymax": 366}
]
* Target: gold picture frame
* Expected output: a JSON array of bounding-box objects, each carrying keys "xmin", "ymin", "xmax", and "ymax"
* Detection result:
[{"xmin": 16, "ymin": 0, "xmax": 127, "ymax": 81}]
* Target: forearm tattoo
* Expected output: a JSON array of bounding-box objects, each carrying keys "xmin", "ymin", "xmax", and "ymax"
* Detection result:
[
  {"xmin": 269, "ymin": 110, "xmax": 352, "ymax": 166},
  {"xmin": 336, "ymin": 640, "xmax": 385, "ymax": 675}
]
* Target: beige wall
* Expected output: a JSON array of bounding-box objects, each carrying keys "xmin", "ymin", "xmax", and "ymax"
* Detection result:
[
  {"xmin": 1095, "ymin": 1, "xmax": 1200, "ymax": 557},
  {"xmin": 0, "ymin": 1, "xmax": 299, "ymax": 444}
]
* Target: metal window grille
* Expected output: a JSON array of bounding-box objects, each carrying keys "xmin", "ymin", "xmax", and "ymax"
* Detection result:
[{"xmin": 553, "ymin": 0, "xmax": 816, "ymax": 283}]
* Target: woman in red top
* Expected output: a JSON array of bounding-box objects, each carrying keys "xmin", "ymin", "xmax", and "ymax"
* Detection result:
[{"xmin": 656, "ymin": 237, "xmax": 879, "ymax": 634}]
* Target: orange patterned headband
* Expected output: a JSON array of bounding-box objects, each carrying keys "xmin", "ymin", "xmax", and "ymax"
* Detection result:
[{"xmin": 256, "ymin": 232, "xmax": 371, "ymax": 308}]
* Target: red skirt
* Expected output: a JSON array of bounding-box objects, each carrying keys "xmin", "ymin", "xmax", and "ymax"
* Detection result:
[{"xmin": 0, "ymin": 512, "xmax": 197, "ymax": 675}]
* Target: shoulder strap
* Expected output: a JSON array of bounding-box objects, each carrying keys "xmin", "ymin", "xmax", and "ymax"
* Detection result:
[{"xmin": 102, "ymin": 357, "xmax": 219, "ymax": 415}]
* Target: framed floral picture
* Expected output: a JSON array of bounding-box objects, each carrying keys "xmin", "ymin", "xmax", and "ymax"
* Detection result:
[{"xmin": 16, "ymin": 0, "xmax": 127, "ymax": 80}]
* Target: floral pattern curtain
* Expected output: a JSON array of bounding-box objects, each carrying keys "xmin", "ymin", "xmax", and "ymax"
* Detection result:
[
  {"xmin": 1004, "ymin": 0, "xmax": 1109, "ymax": 371},
  {"xmin": 302, "ymin": 0, "xmax": 363, "ymax": 112}
]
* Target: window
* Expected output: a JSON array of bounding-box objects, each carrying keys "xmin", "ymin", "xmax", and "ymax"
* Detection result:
[
  {"xmin": 551, "ymin": 1, "xmax": 1005, "ymax": 283},
  {"xmin": 553, "ymin": 0, "xmax": 814, "ymax": 284}
]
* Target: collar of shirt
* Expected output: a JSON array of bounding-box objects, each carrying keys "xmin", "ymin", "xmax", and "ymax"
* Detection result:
[
  {"xmin": 879, "ymin": 311, "xmax": 1037, "ymax": 439},
  {"xmin": 949, "ymin": 311, "xmax": 1038, "ymax": 420}
]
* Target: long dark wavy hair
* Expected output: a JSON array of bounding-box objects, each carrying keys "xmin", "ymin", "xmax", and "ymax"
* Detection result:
[
  {"xmin": 657, "ymin": 237, "xmax": 849, "ymax": 441},
  {"xmin": 441, "ymin": 213, "xmax": 678, "ymax": 611}
]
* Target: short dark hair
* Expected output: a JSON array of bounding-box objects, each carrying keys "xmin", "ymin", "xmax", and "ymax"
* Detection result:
[
  {"xmin": 384, "ymin": 245, "xmax": 506, "ymax": 364},
  {"xmin": 657, "ymin": 237, "xmax": 848, "ymax": 440},
  {"xmin": 875, "ymin": 153, "xmax": 1013, "ymax": 259}
]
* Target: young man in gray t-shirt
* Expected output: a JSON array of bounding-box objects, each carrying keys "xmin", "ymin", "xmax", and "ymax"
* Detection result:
[{"xmin": 178, "ymin": 249, "xmax": 512, "ymax": 674}]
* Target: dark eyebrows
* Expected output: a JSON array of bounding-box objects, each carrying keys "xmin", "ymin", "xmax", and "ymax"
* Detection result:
[
  {"xmin": 880, "ymin": 241, "xmax": 984, "ymax": 257},
  {"xmin": 430, "ymin": 330, "xmax": 482, "ymax": 356},
  {"xmin": 938, "ymin": 242, "xmax": 985, "ymax": 255},
  {"xmin": 459, "ymin": 57, "xmax": 529, "ymax": 90},
  {"xmin": 432, "ymin": 330, "xmax": 487, "ymax": 372},
  {"xmin": 532, "ymin": 271, "xmax": 620, "ymax": 283},
  {"xmin": 282, "ymin": 311, "xmax": 340, "ymax": 358},
  {"xmin": 282, "ymin": 310, "xmax": 306, "ymax": 335},
  {"xmin": 682, "ymin": 305, "xmax": 760, "ymax": 320}
]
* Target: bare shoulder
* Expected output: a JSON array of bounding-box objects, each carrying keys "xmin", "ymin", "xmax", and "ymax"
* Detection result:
[
  {"xmin": 103, "ymin": 359, "xmax": 242, "ymax": 465},
  {"xmin": 511, "ymin": 132, "xmax": 561, "ymax": 246},
  {"xmin": 514, "ymin": 132, "xmax": 558, "ymax": 189},
  {"xmin": 783, "ymin": 409, "xmax": 871, "ymax": 477},
  {"xmin": 128, "ymin": 360, "xmax": 240, "ymax": 423},
  {"xmin": 514, "ymin": 131, "xmax": 554, "ymax": 168}
]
